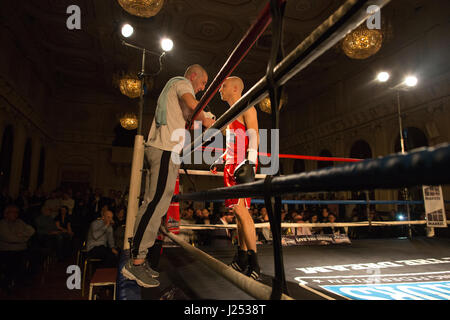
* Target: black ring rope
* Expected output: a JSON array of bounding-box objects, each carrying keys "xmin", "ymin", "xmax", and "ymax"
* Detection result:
[{"xmin": 174, "ymin": 144, "xmax": 450, "ymax": 202}]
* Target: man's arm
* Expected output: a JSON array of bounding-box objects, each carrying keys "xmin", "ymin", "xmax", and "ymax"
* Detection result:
[
  {"xmin": 0, "ymin": 222, "xmax": 22, "ymax": 243},
  {"xmin": 106, "ymin": 227, "xmax": 116, "ymax": 249},
  {"xmin": 20, "ymin": 220, "xmax": 35, "ymax": 239},
  {"xmin": 90, "ymin": 220, "xmax": 108, "ymax": 241},
  {"xmin": 181, "ymin": 93, "xmax": 214, "ymax": 128},
  {"xmin": 243, "ymin": 106, "xmax": 259, "ymax": 162}
]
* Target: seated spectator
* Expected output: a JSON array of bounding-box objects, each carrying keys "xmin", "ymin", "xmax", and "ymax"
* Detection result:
[
  {"xmin": 34, "ymin": 206, "xmax": 61, "ymax": 254},
  {"xmin": 44, "ymin": 191, "xmax": 62, "ymax": 219},
  {"xmin": 322, "ymin": 213, "xmax": 345, "ymax": 235},
  {"xmin": 293, "ymin": 212, "xmax": 312, "ymax": 236},
  {"xmin": 280, "ymin": 209, "xmax": 287, "ymax": 222},
  {"xmin": 320, "ymin": 207, "xmax": 330, "ymax": 223},
  {"xmin": 257, "ymin": 207, "xmax": 268, "ymax": 223},
  {"xmin": 55, "ymin": 206, "xmax": 74, "ymax": 236},
  {"xmin": 194, "ymin": 209, "xmax": 204, "ymax": 224},
  {"xmin": 114, "ymin": 207, "xmax": 126, "ymax": 228},
  {"xmin": 113, "ymin": 207, "xmax": 126, "ymax": 251},
  {"xmin": 194, "ymin": 208, "xmax": 212, "ymax": 245},
  {"xmin": 54, "ymin": 206, "xmax": 74, "ymax": 260},
  {"xmin": 60, "ymin": 192, "xmax": 75, "ymax": 215},
  {"xmin": 209, "ymin": 211, "xmax": 235, "ymax": 248},
  {"xmin": 288, "ymin": 210, "xmax": 299, "ymax": 222},
  {"xmin": 251, "ymin": 207, "xmax": 259, "ymax": 222},
  {"xmin": 258, "ymin": 207, "xmax": 272, "ymax": 242},
  {"xmin": 86, "ymin": 210, "xmax": 118, "ymax": 267},
  {"xmin": 179, "ymin": 208, "xmax": 195, "ymax": 243},
  {"xmin": 0, "ymin": 205, "xmax": 35, "ymax": 290},
  {"xmin": 368, "ymin": 209, "xmax": 382, "ymax": 222},
  {"xmin": 307, "ymin": 213, "xmax": 322, "ymax": 235},
  {"xmin": 201, "ymin": 208, "xmax": 211, "ymax": 224}
]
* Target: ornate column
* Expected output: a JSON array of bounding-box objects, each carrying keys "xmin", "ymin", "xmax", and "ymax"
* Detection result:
[
  {"xmin": 42, "ymin": 141, "xmax": 58, "ymax": 193},
  {"xmin": 371, "ymin": 121, "xmax": 395, "ymax": 211},
  {"xmin": 8, "ymin": 122, "xmax": 26, "ymax": 199},
  {"xmin": 0, "ymin": 117, "xmax": 5, "ymax": 148},
  {"xmin": 28, "ymin": 136, "xmax": 42, "ymax": 193}
]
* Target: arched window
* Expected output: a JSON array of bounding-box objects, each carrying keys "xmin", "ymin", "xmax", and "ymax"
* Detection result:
[
  {"xmin": 350, "ymin": 140, "xmax": 372, "ymax": 159},
  {"xmin": 394, "ymin": 127, "xmax": 428, "ymax": 204},
  {"xmin": 0, "ymin": 126, "xmax": 14, "ymax": 191},
  {"xmin": 394, "ymin": 127, "xmax": 428, "ymax": 153},
  {"xmin": 20, "ymin": 138, "xmax": 32, "ymax": 190},
  {"xmin": 37, "ymin": 147, "xmax": 46, "ymax": 189},
  {"xmin": 317, "ymin": 149, "xmax": 333, "ymax": 169}
]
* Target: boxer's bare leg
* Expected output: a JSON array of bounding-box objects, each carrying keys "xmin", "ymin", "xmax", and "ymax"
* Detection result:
[{"xmin": 233, "ymin": 199, "xmax": 257, "ymax": 253}]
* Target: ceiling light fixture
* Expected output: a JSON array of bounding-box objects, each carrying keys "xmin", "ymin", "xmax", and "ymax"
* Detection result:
[
  {"xmin": 121, "ymin": 24, "xmax": 134, "ymax": 38},
  {"xmin": 160, "ymin": 38, "xmax": 173, "ymax": 52},
  {"xmin": 117, "ymin": 0, "xmax": 165, "ymax": 18},
  {"xmin": 376, "ymin": 71, "xmax": 390, "ymax": 82}
]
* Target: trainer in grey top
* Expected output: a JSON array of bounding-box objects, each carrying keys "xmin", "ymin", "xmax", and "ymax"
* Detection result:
[{"xmin": 121, "ymin": 259, "xmax": 160, "ymax": 288}]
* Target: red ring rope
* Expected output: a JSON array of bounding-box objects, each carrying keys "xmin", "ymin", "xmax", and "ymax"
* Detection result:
[
  {"xmin": 186, "ymin": 0, "xmax": 287, "ymax": 130},
  {"xmin": 200, "ymin": 146, "xmax": 362, "ymax": 162}
]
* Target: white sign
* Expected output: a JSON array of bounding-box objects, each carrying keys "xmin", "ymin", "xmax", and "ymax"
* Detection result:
[{"xmin": 422, "ymin": 185, "xmax": 447, "ymax": 228}]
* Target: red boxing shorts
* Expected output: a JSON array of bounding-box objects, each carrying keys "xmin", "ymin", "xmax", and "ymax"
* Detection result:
[{"xmin": 224, "ymin": 163, "xmax": 252, "ymax": 209}]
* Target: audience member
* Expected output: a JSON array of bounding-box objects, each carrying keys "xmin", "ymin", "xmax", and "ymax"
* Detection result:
[
  {"xmin": 258, "ymin": 207, "xmax": 272, "ymax": 242},
  {"xmin": 0, "ymin": 205, "xmax": 35, "ymax": 290},
  {"xmin": 209, "ymin": 211, "xmax": 235, "ymax": 248},
  {"xmin": 71, "ymin": 192, "xmax": 90, "ymax": 243},
  {"xmin": 34, "ymin": 206, "xmax": 60, "ymax": 250},
  {"xmin": 60, "ymin": 192, "xmax": 75, "ymax": 215},
  {"xmin": 293, "ymin": 212, "xmax": 312, "ymax": 236},
  {"xmin": 320, "ymin": 207, "xmax": 330, "ymax": 223},
  {"xmin": 86, "ymin": 210, "xmax": 118, "ymax": 267},
  {"xmin": 322, "ymin": 213, "xmax": 345, "ymax": 235},
  {"xmin": 113, "ymin": 207, "xmax": 126, "ymax": 251},
  {"xmin": 43, "ymin": 191, "xmax": 61, "ymax": 219},
  {"xmin": 0, "ymin": 187, "xmax": 13, "ymax": 218},
  {"xmin": 54, "ymin": 206, "xmax": 74, "ymax": 260},
  {"xmin": 90, "ymin": 188, "xmax": 107, "ymax": 219},
  {"xmin": 194, "ymin": 209, "xmax": 204, "ymax": 224},
  {"xmin": 307, "ymin": 213, "xmax": 322, "ymax": 235},
  {"xmin": 201, "ymin": 208, "xmax": 211, "ymax": 224},
  {"xmin": 178, "ymin": 208, "xmax": 195, "ymax": 243}
]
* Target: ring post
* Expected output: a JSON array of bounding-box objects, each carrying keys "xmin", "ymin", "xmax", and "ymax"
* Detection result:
[{"xmin": 123, "ymin": 135, "xmax": 145, "ymax": 250}]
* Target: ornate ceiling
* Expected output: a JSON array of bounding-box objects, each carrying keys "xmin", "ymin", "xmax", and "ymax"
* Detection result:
[
  {"xmin": 1, "ymin": 0, "xmax": 438, "ymax": 131},
  {"xmin": 1, "ymin": 0, "xmax": 344, "ymax": 106}
]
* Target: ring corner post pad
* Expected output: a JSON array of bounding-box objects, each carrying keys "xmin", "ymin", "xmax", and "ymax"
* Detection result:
[{"xmin": 123, "ymin": 134, "xmax": 145, "ymax": 251}]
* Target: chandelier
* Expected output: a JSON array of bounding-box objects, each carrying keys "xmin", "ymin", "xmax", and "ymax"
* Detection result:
[
  {"xmin": 258, "ymin": 90, "xmax": 288, "ymax": 114},
  {"xmin": 341, "ymin": 23, "xmax": 383, "ymax": 59},
  {"xmin": 120, "ymin": 113, "xmax": 138, "ymax": 130},
  {"xmin": 119, "ymin": 75, "xmax": 142, "ymax": 99},
  {"xmin": 117, "ymin": 0, "xmax": 164, "ymax": 18}
]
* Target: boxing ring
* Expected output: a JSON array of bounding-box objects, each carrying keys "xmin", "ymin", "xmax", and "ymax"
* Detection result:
[{"xmin": 117, "ymin": 0, "xmax": 450, "ymax": 301}]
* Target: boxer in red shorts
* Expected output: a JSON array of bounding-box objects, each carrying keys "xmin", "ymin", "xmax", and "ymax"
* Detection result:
[{"xmin": 211, "ymin": 76, "xmax": 261, "ymax": 280}]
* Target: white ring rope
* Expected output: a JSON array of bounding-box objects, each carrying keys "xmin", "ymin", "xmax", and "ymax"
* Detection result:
[
  {"xmin": 179, "ymin": 169, "xmax": 267, "ymax": 179},
  {"xmin": 178, "ymin": 220, "xmax": 427, "ymax": 230}
]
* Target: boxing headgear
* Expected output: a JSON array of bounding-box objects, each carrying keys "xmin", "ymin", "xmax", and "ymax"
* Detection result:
[{"xmin": 233, "ymin": 160, "xmax": 255, "ymax": 184}]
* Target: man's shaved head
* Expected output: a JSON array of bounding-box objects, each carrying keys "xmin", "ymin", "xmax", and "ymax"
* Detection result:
[
  {"xmin": 225, "ymin": 76, "xmax": 244, "ymax": 95},
  {"xmin": 219, "ymin": 76, "xmax": 244, "ymax": 104},
  {"xmin": 184, "ymin": 64, "xmax": 206, "ymax": 78},
  {"xmin": 184, "ymin": 64, "xmax": 208, "ymax": 93}
]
